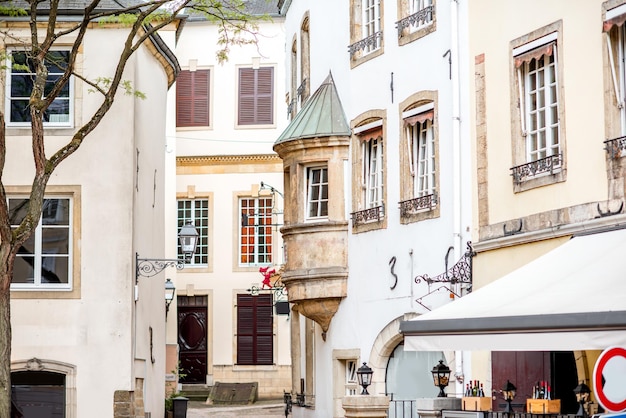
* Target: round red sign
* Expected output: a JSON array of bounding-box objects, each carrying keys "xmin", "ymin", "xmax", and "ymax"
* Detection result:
[{"xmin": 593, "ymin": 346, "xmax": 626, "ymax": 413}]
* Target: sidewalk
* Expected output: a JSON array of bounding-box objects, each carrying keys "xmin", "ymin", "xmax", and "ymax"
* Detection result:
[{"xmin": 186, "ymin": 399, "xmax": 286, "ymax": 417}]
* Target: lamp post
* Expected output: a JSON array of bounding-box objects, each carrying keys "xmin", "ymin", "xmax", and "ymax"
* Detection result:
[
  {"xmin": 135, "ymin": 222, "xmax": 199, "ymax": 282},
  {"xmin": 356, "ymin": 362, "xmax": 373, "ymax": 395},
  {"xmin": 165, "ymin": 278, "xmax": 175, "ymax": 318},
  {"xmin": 573, "ymin": 381, "xmax": 591, "ymax": 418},
  {"xmin": 431, "ymin": 360, "xmax": 451, "ymax": 397},
  {"xmin": 502, "ymin": 380, "xmax": 517, "ymax": 413}
]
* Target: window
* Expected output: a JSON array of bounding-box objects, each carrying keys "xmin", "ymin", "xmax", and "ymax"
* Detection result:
[
  {"xmin": 238, "ymin": 67, "xmax": 274, "ymax": 126},
  {"xmin": 363, "ymin": 137, "xmax": 383, "ymax": 208},
  {"xmin": 236, "ymin": 294, "xmax": 273, "ymax": 365},
  {"xmin": 176, "ymin": 69, "xmax": 210, "ymax": 127},
  {"xmin": 510, "ymin": 28, "xmax": 564, "ymax": 187},
  {"xmin": 306, "ymin": 166, "xmax": 329, "ymax": 219},
  {"xmin": 7, "ymin": 49, "xmax": 72, "ymax": 126},
  {"xmin": 603, "ymin": 2, "xmax": 626, "ymax": 157},
  {"xmin": 351, "ymin": 116, "xmax": 386, "ymax": 230},
  {"xmin": 363, "ymin": 0, "xmax": 382, "ymax": 53},
  {"xmin": 177, "ymin": 199, "xmax": 209, "ymax": 265},
  {"xmin": 348, "ymin": 0, "xmax": 383, "ymax": 65},
  {"xmin": 239, "ymin": 197, "xmax": 273, "ymax": 266},
  {"xmin": 9, "ymin": 197, "xmax": 72, "ymax": 289},
  {"xmin": 345, "ymin": 360, "xmax": 358, "ymax": 396},
  {"xmin": 400, "ymin": 96, "xmax": 439, "ymax": 223}
]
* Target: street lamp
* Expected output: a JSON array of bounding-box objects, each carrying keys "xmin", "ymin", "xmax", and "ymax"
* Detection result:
[
  {"xmin": 135, "ymin": 222, "xmax": 199, "ymax": 282},
  {"xmin": 502, "ymin": 380, "xmax": 517, "ymax": 413},
  {"xmin": 356, "ymin": 362, "xmax": 373, "ymax": 395},
  {"xmin": 573, "ymin": 381, "xmax": 591, "ymax": 418},
  {"xmin": 165, "ymin": 278, "xmax": 175, "ymax": 317},
  {"xmin": 431, "ymin": 360, "xmax": 451, "ymax": 397}
]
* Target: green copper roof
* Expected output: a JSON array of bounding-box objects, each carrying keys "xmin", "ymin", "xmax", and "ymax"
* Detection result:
[{"xmin": 275, "ymin": 72, "xmax": 351, "ymax": 145}]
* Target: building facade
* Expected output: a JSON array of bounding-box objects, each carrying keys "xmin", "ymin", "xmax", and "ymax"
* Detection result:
[
  {"xmin": 169, "ymin": 1, "xmax": 292, "ymax": 399},
  {"xmin": 4, "ymin": 3, "xmax": 181, "ymax": 417},
  {"xmin": 276, "ymin": 0, "xmax": 473, "ymax": 416},
  {"xmin": 402, "ymin": 0, "xmax": 626, "ymax": 415}
]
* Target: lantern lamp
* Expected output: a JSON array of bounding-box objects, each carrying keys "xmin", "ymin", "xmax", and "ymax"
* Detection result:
[
  {"xmin": 573, "ymin": 382, "xmax": 591, "ymax": 418},
  {"xmin": 502, "ymin": 380, "xmax": 517, "ymax": 413},
  {"xmin": 431, "ymin": 360, "xmax": 451, "ymax": 397},
  {"xmin": 356, "ymin": 362, "xmax": 373, "ymax": 395}
]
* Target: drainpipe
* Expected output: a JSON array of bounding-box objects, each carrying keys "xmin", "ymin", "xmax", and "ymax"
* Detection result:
[{"xmin": 451, "ymin": 0, "xmax": 465, "ymax": 397}]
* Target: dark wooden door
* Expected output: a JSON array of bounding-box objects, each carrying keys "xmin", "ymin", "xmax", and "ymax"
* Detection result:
[
  {"xmin": 178, "ymin": 296, "xmax": 208, "ymax": 384},
  {"xmin": 492, "ymin": 351, "xmax": 550, "ymax": 411}
]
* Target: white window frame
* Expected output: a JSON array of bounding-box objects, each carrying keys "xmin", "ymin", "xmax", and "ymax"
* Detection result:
[
  {"xmin": 177, "ymin": 198, "xmax": 209, "ymax": 266},
  {"xmin": 362, "ymin": 0, "xmax": 381, "ymax": 53},
  {"xmin": 238, "ymin": 196, "xmax": 274, "ymax": 267},
  {"xmin": 607, "ymin": 23, "xmax": 626, "ymax": 135},
  {"xmin": 10, "ymin": 196, "xmax": 73, "ymax": 290},
  {"xmin": 363, "ymin": 138, "xmax": 383, "ymax": 208},
  {"xmin": 409, "ymin": 118, "xmax": 435, "ymax": 197},
  {"xmin": 345, "ymin": 360, "xmax": 358, "ymax": 396},
  {"xmin": 6, "ymin": 48, "xmax": 74, "ymax": 128},
  {"xmin": 306, "ymin": 166, "xmax": 329, "ymax": 220},
  {"xmin": 522, "ymin": 49, "xmax": 560, "ymax": 162}
]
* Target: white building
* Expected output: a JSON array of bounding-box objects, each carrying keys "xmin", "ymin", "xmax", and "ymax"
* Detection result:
[
  {"xmin": 275, "ymin": 0, "xmax": 472, "ymax": 416},
  {"xmin": 5, "ymin": 1, "xmax": 181, "ymax": 417},
  {"xmin": 169, "ymin": 0, "xmax": 292, "ymax": 400}
]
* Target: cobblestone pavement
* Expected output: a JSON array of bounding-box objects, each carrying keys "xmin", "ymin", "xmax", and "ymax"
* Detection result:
[{"xmin": 187, "ymin": 400, "xmax": 287, "ymax": 417}]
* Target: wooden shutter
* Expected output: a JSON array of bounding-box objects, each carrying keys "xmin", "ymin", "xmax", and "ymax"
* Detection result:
[
  {"xmin": 176, "ymin": 70, "xmax": 210, "ymax": 127},
  {"xmin": 238, "ymin": 67, "xmax": 274, "ymax": 125},
  {"xmin": 237, "ymin": 294, "xmax": 273, "ymax": 365}
]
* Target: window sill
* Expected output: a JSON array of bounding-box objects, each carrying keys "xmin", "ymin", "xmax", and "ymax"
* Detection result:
[
  {"xmin": 350, "ymin": 47, "xmax": 384, "ymax": 69},
  {"xmin": 11, "ymin": 287, "xmax": 80, "ymax": 299},
  {"xmin": 398, "ymin": 21, "xmax": 436, "ymax": 46}
]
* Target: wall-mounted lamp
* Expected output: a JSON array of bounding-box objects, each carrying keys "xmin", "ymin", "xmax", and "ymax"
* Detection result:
[
  {"xmin": 431, "ymin": 360, "xmax": 451, "ymax": 397},
  {"xmin": 573, "ymin": 381, "xmax": 591, "ymax": 418},
  {"xmin": 260, "ymin": 181, "xmax": 284, "ymax": 198},
  {"xmin": 165, "ymin": 278, "xmax": 175, "ymax": 318},
  {"xmin": 357, "ymin": 362, "xmax": 373, "ymax": 395},
  {"xmin": 135, "ymin": 222, "xmax": 199, "ymax": 283},
  {"xmin": 502, "ymin": 380, "xmax": 517, "ymax": 413}
]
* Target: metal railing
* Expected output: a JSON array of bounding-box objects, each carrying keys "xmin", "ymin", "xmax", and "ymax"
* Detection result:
[
  {"xmin": 388, "ymin": 399, "xmax": 417, "ymax": 418},
  {"xmin": 395, "ymin": 6, "xmax": 434, "ymax": 37},
  {"xmin": 604, "ymin": 135, "xmax": 626, "ymax": 158},
  {"xmin": 510, "ymin": 153, "xmax": 562, "ymax": 184}
]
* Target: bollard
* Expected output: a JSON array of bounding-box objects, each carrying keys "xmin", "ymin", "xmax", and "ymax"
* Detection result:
[{"xmin": 172, "ymin": 396, "xmax": 189, "ymax": 418}]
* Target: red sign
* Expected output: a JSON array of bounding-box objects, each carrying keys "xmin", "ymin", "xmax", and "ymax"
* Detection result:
[{"xmin": 594, "ymin": 347, "xmax": 626, "ymax": 413}]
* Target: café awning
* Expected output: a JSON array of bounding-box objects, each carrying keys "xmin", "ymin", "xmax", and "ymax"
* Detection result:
[{"xmin": 400, "ymin": 227, "xmax": 626, "ymax": 351}]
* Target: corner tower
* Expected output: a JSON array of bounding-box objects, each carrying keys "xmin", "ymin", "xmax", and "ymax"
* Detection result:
[{"xmin": 273, "ymin": 73, "xmax": 350, "ymax": 337}]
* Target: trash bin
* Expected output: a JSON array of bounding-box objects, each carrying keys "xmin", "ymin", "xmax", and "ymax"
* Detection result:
[{"xmin": 172, "ymin": 396, "xmax": 189, "ymax": 418}]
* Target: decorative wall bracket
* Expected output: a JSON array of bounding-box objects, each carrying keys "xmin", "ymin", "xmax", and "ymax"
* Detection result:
[{"xmin": 415, "ymin": 242, "xmax": 475, "ymax": 287}]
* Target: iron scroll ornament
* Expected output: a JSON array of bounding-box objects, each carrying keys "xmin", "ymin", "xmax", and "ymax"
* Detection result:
[{"xmin": 414, "ymin": 242, "xmax": 475, "ymax": 288}]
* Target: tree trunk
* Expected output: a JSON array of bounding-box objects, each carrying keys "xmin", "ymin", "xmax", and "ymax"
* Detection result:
[{"xmin": 0, "ymin": 270, "xmax": 11, "ymax": 418}]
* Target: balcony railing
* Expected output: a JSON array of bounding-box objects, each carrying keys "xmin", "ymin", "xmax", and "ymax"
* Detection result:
[
  {"xmin": 395, "ymin": 6, "xmax": 434, "ymax": 37},
  {"xmin": 388, "ymin": 399, "xmax": 416, "ymax": 418},
  {"xmin": 604, "ymin": 135, "xmax": 626, "ymax": 158},
  {"xmin": 399, "ymin": 193, "xmax": 437, "ymax": 217},
  {"xmin": 510, "ymin": 153, "xmax": 562, "ymax": 184},
  {"xmin": 351, "ymin": 205, "xmax": 384, "ymax": 226},
  {"xmin": 348, "ymin": 31, "xmax": 383, "ymax": 58}
]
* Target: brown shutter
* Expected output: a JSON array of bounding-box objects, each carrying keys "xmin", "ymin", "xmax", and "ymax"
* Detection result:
[
  {"xmin": 237, "ymin": 294, "xmax": 273, "ymax": 365},
  {"xmin": 176, "ymin": 70, "xmax": 210, "ymax": 127},
  {"xmin": 238, "ymin": 67, "xmax": 274, "ymax": 125}
]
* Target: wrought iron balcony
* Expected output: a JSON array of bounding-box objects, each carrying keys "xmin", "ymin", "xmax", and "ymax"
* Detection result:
[
  {"xmin": 351, "ymin": 205, "xmax": 384, "ymax": 226},
  {"xmin": 348, "ymin": 31, "xmax": 383, "ymax": 58},
  {"xmin": 399, "ymin": 193, "xmax": 437, "ymax": 217},
  {"xmin": 395, "ymin": 6, "xmax": 434, "ymax": 37},
  {"xmin": 297, "ymin": 78, "xmax": 307, "ymax": 98},
  {"xmin": 510, "ymin": 153, "xmax": 562, "ymax": 184},
  {"xmin": 604, "ymin": 135, "xmax": 626, "ymax": 158}
]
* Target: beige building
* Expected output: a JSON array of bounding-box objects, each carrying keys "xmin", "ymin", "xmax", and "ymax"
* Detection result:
[
  {"xmin": 169, "ymin": 1, "xmax": 292, "ymax": 400},
  {"xmin": 402, "ymin": 0, "xmax": 626, "ymax": 414},
  {"xmin": 4, "ymin": 2, "xmax": 182, "ymax": 417}
]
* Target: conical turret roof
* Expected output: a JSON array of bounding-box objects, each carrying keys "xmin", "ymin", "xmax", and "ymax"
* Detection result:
[{"xmin": 275, "ymin": 72, "xmax": 351, "ymax": 145}]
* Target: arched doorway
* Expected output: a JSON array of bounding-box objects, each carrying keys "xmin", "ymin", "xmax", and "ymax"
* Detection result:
[{"xmin": 11, "ymin": 370, "xmax": 66, "ymax": 417}]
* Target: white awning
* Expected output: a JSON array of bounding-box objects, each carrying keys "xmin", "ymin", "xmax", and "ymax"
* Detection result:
[{"xmin": 400, "ymin": 228, "xmax": 626, "ymax": 351}]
